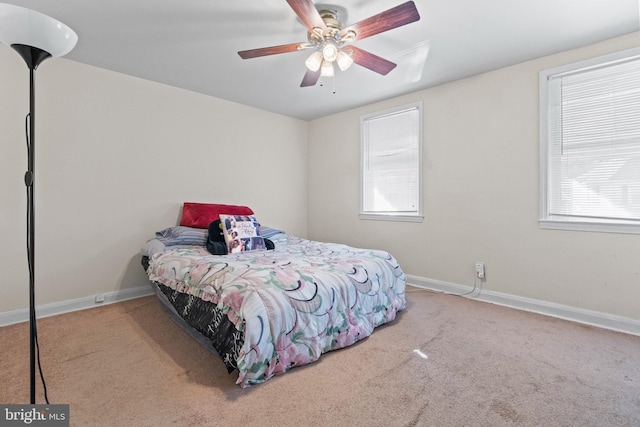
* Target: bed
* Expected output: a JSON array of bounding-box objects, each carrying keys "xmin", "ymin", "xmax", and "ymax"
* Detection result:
[{"xmin": 141, "ymin": 203, "xmax": 406, "ymax": 388}]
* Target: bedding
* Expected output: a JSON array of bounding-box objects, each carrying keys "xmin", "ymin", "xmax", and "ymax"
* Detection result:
[{"xmin": 143, "ymin": 228, "xmax": 406, "ymax": 388}]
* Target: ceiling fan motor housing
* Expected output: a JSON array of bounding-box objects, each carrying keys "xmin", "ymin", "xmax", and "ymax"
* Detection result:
[
  {"xmin": 320, "ymin": 9, "xmax": 342, "ymax": 33},
  {"xmin": 308, "ymin": 9, "xmax": 342, "ymax": 43}
]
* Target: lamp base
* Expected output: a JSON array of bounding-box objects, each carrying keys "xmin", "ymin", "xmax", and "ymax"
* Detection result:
[{"xmin": 11, "ymin": 44, "xmax": 51, "ymax": 70}]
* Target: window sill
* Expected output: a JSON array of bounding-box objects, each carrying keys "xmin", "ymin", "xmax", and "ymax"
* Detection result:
[
  {"xmin": 539, "ymin": 219, "xmax": 640, "ymax": 235},
  {"xmin": 359, "ymin": 213, "xmax": 424, "ymax": 223}
]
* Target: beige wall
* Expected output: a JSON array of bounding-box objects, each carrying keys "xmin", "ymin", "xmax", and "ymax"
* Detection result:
[
  {"xmin": 2, "ymin": 32, "xmax": 638, "ymax": 323},
  {"xmin": 0, "ymin": 50, "xmax": 308, "ymax": 313},
  {"xmin": 308, "ymin": 32, "xmax": 640, "ymax": 321}
]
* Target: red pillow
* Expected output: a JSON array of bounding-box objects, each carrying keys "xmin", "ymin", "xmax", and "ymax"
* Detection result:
[{"xmin": 179, "ymin": 203, "xmax": 254, "ymax": 229}]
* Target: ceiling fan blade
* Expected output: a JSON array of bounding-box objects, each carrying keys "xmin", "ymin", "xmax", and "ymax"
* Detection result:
[
  {"xmin": 300, "ymin": 68, "xmax": 321, "ymax": 87},
  {"xmin": 347, "ymin": 46, "xmax": 397, "ymax": 75},
  {"xmin": 238, "ymin": 42, "xmax": 305, "ymax": 59},
  {"xmin": 341, "ymin": 1, "xmax": 420, "ymax": 41},
  {"xmin": 286, "ymin": 0, "xmax": 327, "ymax": 32}
]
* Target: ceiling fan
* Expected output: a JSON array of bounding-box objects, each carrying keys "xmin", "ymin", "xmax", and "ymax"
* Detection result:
[{"xmin": 237, "ymin": 0, "xmax": 421, "ymax": 87}]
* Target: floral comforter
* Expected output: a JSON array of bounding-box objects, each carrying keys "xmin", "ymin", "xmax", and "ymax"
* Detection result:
[{"xmin": 146, "ymin": 235, "xmax": 406, "ymax": 387}]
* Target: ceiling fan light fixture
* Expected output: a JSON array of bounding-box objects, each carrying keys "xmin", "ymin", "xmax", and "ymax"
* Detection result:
[
  {"xmin": 320, "ymin": 60, "xmax": 334, "ymax": 77},
  {"xmin": 237, "ymin": 1, "xmax": 421, "ymax": 88},
  {"xmin": 305, "ymin": 50, "xmax": 323, "ymax": 72},
  {"xmin": 336, "ymin": 50, "xmax": 353, "ymax": 71},
  {"xmin": 322, "ymin": 41, "xmax": 338, "ymax": 62}
]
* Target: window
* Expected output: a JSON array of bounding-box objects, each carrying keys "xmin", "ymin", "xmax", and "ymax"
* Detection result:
[
  {"xmin": 540, "ymin": 48, "xmax": 640, "ymax": 234},
  {"xmin": 360, "ymin": 102, "xmax": 423, "ymax": 222}
]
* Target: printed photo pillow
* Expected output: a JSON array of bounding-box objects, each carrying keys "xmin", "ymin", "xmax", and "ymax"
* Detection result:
[{"xmin": 219, "ymin": 214, "xmax": 266, "ymax": 254}]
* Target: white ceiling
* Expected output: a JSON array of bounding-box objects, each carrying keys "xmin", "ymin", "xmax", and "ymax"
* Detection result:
[{"xmin": 3, "ymin": 0, "xmax": 639, "ymax": 120}]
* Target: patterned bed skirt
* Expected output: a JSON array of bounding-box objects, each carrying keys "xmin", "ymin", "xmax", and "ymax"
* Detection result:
[{"xmin": 142, "ymin": 256, "xmax": 243, "ymax": 373}]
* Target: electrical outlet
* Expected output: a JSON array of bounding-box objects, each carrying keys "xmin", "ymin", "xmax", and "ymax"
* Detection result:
[
  {"xmin": 94, "ymin": 294, "xmax": 105, "ymax": 304},
  {"xmin": 475, "ymin": 262, "xmax": 485, "ymax": 279}
]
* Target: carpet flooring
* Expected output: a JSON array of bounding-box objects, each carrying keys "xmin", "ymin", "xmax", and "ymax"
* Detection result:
[{"xmin": 1, "ymin": 286, "xmax": 639, "ymax": 426}]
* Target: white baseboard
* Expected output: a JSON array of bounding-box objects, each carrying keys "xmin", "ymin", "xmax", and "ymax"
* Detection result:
[
  {"xmin": 406, "ymin": 274, "xmax": 640, "ymax": 337},
  {"xmin": 3, "ymin": 278, "xmax": 638, "ymax": 337},
  {"xmin": 0, "ymin": 285, "xmax": 155, "ymax": 327}
]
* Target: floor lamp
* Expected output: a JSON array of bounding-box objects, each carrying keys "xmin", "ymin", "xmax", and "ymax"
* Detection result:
[{"xmin": 0, "ymin": 4, "xmax": 77, "ymax": 404}]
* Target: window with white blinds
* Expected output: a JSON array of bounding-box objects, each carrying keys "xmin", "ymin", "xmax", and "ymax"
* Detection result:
[
  {"xmin": 360, "ymin": 102, "xmax": 423, "ymax": 222},
  {"xmin": 540, "ymin": 48, "xmax": 640, "ymax": 234}
]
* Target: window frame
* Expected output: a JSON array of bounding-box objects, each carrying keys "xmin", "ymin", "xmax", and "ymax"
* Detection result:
[
  {"xmin": 360, "ymin": 101, "xmax": 424, "ymax": 223},
  {"xmin": 539, "ymin": 47, "xmax": 640, "ymax": 235}
]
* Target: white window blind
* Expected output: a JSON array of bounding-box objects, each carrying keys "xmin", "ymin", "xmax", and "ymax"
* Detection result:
[
  {"xmin": 541, "ymin": 49, "xmax": 640, "ymax": 233},
  {"xmin": 361, "ymin": 103, "xmax": 422, "ymax": 221}
]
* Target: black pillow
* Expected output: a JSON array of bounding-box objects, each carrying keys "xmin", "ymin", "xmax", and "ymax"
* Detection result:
[
  {"xmin": 206, "ymin": 240, "xmax": 227, "ymax": 255},
  {"xmin": 206, "ymin": 219, "xmax": 275, "ymax": 255},
  {"xmin": 206, "ymin": 220, "xmax": 227, "ymax": 255},
  {"xmin": 208, "ymin": 220, "xmax": 225, "ymax": 242},
  {"xmin": 264, "ymin": 238, "xmax": 274, "ymax": 250}
]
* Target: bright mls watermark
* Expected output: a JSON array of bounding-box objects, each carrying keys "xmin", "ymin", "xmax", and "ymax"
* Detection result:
[{"xmin": 0, "ymin": 405, "xmax": 69, "ymax": 426}]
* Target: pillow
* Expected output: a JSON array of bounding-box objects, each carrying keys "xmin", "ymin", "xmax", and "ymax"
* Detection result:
[
  {"xmin": 206, "ymin": 220, "xmax": 227, "ymax": 255},
  {"xmin": 220, "ymin": 214, "xmax": 266, "ymax": 254},
  {"xmin": 258, "ymin": 225, "xmax": 284, "ymax": 239},
  {"xmin": 208, "ymin": 220, "xmax": 225, "ymax": 243},
  {"xmin": 140, "ymin": 238, "xmax": 166, "ymax": 257},
  {"xmin": 155, "ymin": 226, "xmax": 208, "ymax": 246},
  {"xmin": 179, "ymin": 202, "xmax": 254, "ymax": 229},
  {"xmin": 206, "ymin": 240, "xmax": 228, "ymax": 255}
]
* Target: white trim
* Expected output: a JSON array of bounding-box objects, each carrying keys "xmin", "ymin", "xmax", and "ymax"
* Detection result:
[
  {"xmin": 0, "ymin": 285, "xmax": 154, "ymax": 327},
  {"xmin": 538, "ymin": 68, "xmax": 550, "ymax": 224},
  {"xmin": 406, "ymin": 274, "xmax": 640, "ymax": 337},
  {"xmin": 539, "ymin": 219, "xmax": 640, "ymax": 235},
  {"xmin": 359, "ymin": 213, "xmax": 424, "ymax": 223},
  {"xmin": 542, "ymin": 46, "xmax": 640, "ymax": 80},
  {"xmin": 4, "ymin": 278, "xmax": 638, "ymax": 337}
]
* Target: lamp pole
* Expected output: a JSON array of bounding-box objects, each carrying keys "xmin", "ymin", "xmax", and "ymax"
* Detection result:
[
  {"xmin": 0, "ymin": 3, "xmax": 77, "ymax": 404},
  {"xmin": 11, "ymin": 44, "xmax": 52, "ymax": 404},
  {"xmin": 28, "ymin": 61, "xmax": 37, "ymax": 406}
]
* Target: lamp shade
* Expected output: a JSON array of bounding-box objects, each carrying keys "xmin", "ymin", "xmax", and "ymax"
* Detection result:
[
  {"xmin": 336, "ymin": 51, "xmax": 353, "ymax": 71},
  {"xmin": 0, "ymin": 3, "xmax": 77, "ymax": 57},
  {"xmin": 322, "ymin": 41, "xmax": 338, "ymax": 62},
  {"xmin": 320, "ymin": 60, "xmax": 334, "ymax": 77},
  {"xmin": 305, "ymin": 51, "xmax": 323, "ymax": 72}
]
